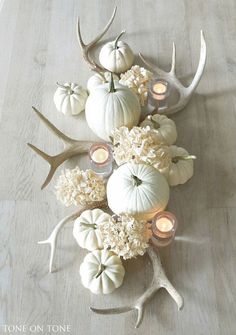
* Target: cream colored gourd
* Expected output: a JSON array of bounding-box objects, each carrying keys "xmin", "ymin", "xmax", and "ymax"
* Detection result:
[
  {"xmin": 99, "ymin": 31, "xmax": 134, "ymax": 74},
  {"xmin": 85, "ymin": 75, "xmax": 141, "ymax": 142},
  {"xmin": 107, "ymin": 163, "xmax": 170, "ymax": 220},
  {"xmin": 73, "ymin": 209, "xmax": 111, "ymax": 251},
  {"xmin": 87, "ymin": 72, "xmax": 119, "ymax": 93},
  {"xmin": 54, "ymin": 82, "xmax": 88, "ymax": 116},
  {"xmin": 80, "ymin": 249, "xmax": 125, "ymax": 294},
  {"xmin": 167, "ymin": 145, "xmax": 196, "ymax": 186},
  {"xmin": 140, "ymin": 114, "xmax": 177, "ymax": 145}
]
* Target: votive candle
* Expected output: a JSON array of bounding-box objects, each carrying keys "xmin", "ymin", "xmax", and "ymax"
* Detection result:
[{"xmin": 151, "ymin": 211, "xmax": 178, "ymax": 247}]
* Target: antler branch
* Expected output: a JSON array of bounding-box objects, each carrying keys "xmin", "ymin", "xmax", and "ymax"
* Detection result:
[
  {"xmin": 39, "ymin": 200, "xmax": 108, "ymax": 273},
  {"xmin": 139, "ymin": 30, "xmax": 207, "ymax": 115},
  {"xmin": 90, "ymin": 246, "xmax": 184, "ymax": 328},
  {"xmin": 77, "ymin": 6, "xmax": 117, "ymax": 72},
  {"xmin": 28, "ymin": 107, "xmax": 95, "ymax": 189}
]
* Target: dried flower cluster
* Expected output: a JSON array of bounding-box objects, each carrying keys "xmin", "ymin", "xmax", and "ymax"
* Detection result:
[
  {"xmin": 99, "ymin": 214, "xmax": 151, "ymax": 259},
  {"xmin": 119, "ymin": 65, "xmax": 153, "ymax": 106},
  {"xmin": 112, "ymin": 126, "xmax": 171, "ymax": 174},
  {"xmin": 55, "ymin": 167, "xmax": 106, "ymax": 207}
]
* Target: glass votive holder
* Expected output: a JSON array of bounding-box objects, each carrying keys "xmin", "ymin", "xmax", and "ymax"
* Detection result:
[
  {"xmin": 151, "ymin": 211, "xmax": 178, "ymax": 247},
  {"xmin": 89, "ymin": 142, "xmax": 113, "ymax": 177},
  {"xmin": 148, "ymin": 79, "xmax": 170, "ymax": 110}
]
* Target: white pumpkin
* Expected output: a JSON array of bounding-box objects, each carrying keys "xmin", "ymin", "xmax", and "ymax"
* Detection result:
[
  {"xmin": 85, "ymin": 75, "xmax": 141, "ymax": 142},
  {"xmin": 54, "ymin": 82, "xmax": 88, "ymax": 116},
  {"xmin": 87, "ymin": 72, "xmax": 119, "ymax": 93},
  {"xmin": 99, "ymin": 31, "xmax": 134, "ymax": 74},
  {"xmin": 167, "ymin": 145, "xmax": 196, "ymax": 186},
  {"xmin": 80, "ymin": 249, "xmax": 125, "ymax": 294},
  {"xmin": 140, "ymin": 114, "xmax": 177, "ymax": 145},
  {"xmin": 107, "ymin": 163, "xmax": 170, "ymax": 220},
  {"xmin": 73, "ymin": 209, "xmax": 111, "ymax": 251}
]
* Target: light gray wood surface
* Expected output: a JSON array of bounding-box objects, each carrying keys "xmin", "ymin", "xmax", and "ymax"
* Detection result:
[{"xmin": 0, "ymin": 0, "xmax": 236, "ymax": 334}]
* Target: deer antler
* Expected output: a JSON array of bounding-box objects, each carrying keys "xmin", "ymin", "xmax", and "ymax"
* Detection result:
[
  {"xmin": 39, "ymin": 200, "xmax": 108, "ymax": 273},
  {"xmin": 27, "ymin": 107, "xmax": 94, "ymax": 189},
  {"xmin": 140, "ymin": 30, "xmax": 207, "ymax": 115},
  {"xmin": 77, "ymin": 6, "xmax": 117, "ymax": 72},
  {"xmin": 90, "ymin": 246, "xmax": 184, "ymax": 328}
]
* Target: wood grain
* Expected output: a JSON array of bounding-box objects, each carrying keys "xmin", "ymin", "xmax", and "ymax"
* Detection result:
[{"xmin": 0, "ymin": 0, "xmax": 236, "ymax": 334}]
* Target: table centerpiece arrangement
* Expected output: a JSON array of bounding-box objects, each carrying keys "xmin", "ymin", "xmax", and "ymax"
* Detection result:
[{"xmin": 28, "ymin": 6, "xmax": 207, "ymax": 328}]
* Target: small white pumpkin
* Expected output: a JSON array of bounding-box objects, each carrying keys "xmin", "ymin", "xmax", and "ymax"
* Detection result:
[
  {"xmin": 107, "ymin": 163, "xmax": 170, "ymax": 220},
  {"xmin": 54, "ymin": 82, "xmax": 88, "ymax": 116},
  {"xmin": 140, "ymin": 114, "xmax": 177, "ymax": 145},
  {"xmin": 167, "ymin": 145, "xmax": 196, "ymax": 186},
  {"xmin": 80, "ymin": 249, "xmax": 125, "ymax": 294},
  {"xmin": 87, "ymin": 72, "xmax": 119, "ymax": 93},
  {"xmin": 73, "ymin": 209, "xmax": 111, "ymax": 251},
  {"xmin": 85, "ymin": 75, "xmax": 141, "ymax": 142},
  {"xmin": 99, "ymin": 31, "xmax": 134, "ymax": 74}
]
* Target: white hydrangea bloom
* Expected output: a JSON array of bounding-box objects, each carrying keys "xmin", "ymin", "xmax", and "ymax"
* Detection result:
[
  {"xmin": 55, "ymin": 167, "xmax": 106, "ymax": 207},
  {"xmin": 112, "ymin": 126, "xmax": 171, "ymax": 174},
  {"xmin": 119, "ymin": 65, "xmax": 153, "ymax": 106},
  {"xmin": 99, "ymin": 214, "xmax": 151, "ymax": 259}
]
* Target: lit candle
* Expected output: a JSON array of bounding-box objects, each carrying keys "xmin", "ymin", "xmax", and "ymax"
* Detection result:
[
  {"xmin": 148, "ymin": 79, "xmax": 170, "ymax": 110},
  {"xmin": 151, "ymin": 211, "xmax": 177, "ymax": 247},
  {"xmin": 151, "ymin": 80, "xmax": 169, "ymax": 101},
  {"xmin": 89, "ymin": 143, "xmax": 113, "ymax": 177},
  {"xmin": 91, "ymin": 147, "xmax": 109, "ymax": 164}
]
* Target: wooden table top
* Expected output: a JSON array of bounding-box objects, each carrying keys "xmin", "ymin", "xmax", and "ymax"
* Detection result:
[{"xmin": 0, "ymin": 0, "xmax": 235, "ymax": 334}]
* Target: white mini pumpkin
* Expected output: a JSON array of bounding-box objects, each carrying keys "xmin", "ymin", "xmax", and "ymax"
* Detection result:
[
  {"xmin": 73, "ymin": 209, "xmax": 111, "ymax": 251},
  {"xmin": 99, "ymin": 31, "xmax": 134, "ymax": 74},
  {"xmin": 167, "ymin": 145, "xmax": 196, "ymax": 186},
  {"xmin": 54, "ymin": 82, "xmax": 88, "ymax": 116},
  {"xmin": 140, "ymin": 114, "xmax": 177, "ymax": 145},
  {"xmin": 107, "ymin": 163, "xmax": 170, "ymax": 220},
  {"xmin": 80, "ymin": 249, "xmax": 125, "ymax": 294},
  {"xmin": 87, "ymin": 72, "xmax": 119, "ymax": 93},
  {"xmin": 85, "ymin": 75, "xmax": 141, "ymax": 142}
]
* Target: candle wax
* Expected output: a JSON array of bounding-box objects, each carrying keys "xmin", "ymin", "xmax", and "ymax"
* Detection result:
[
  {"xmin": 91, "ymin": 148, "xmax": 109, "ymax": 164},
  {"xmin": 156, "ymin": 217, "xmax": 173, "ymax": 232},
  {"xmin": 153, "ymin": 83, "xmax": 167, "ymax": 94}
]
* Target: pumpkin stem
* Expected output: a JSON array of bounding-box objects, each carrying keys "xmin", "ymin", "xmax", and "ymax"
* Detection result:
[
  {"xmin": 172, "ymin": 155, "xmax": 196, "ymax": 163},
  {"xmin": 95, "ymin": 264, "xmax": 106, "ymax": 278},
  {"xmin": 132, "ymin": 175, "xmax": 142, "ymax": 186},
  {"xmin": 56, "ymin": 82, "xmax": 74, "ymax": 95},
  {"xmin": 109, "ymin": 73, "xmax": 116, "ymax": 93},
  {"xmin": 114, "ymin": 30, "xmax": 126, "ymax": 49},
  {"xmin": 147, "ymin": 115, "xmax": 160, "ymax": 129}
]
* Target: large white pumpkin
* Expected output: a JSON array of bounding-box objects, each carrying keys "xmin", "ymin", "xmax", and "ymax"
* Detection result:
[
  {"xmin": 54, "ymin": 82, "xmax": 88, "ymax": 116},
  {"xmin": 85, "ymin": 77, "xmax": 141, "ymax": 142},
  {"xmin": 107, "ymin": 163, "xmax": 170, "ymax": 220},
  {"xmin": 99, "ymin": 31, "xmax": 134, "ymax": 74},
  {"xmin": 73, "ymin": 209, "xmax": 111, "ymax": 251},
  {"xmin": 80, "ymin": 249, "xmax": 125, "ymax": 294}
]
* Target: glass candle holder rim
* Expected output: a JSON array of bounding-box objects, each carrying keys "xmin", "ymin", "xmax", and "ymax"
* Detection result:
[
  {"xmin": 89, "ymin": 142, "xmax": 113, "ymax": 166},
  {"xmin": 152, "ymin": 211, "xmax": 178, "ymax": 239}
]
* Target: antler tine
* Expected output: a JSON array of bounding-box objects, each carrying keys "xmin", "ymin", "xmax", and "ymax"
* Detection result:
[
  {"xmin": 77, "ymin": 6, "xmax": 117, "ymax": 72},
  {"xmin": 170, "ymin": 42, "xmax": 176, "ymax": 74},
  {"xmin": 32, "ymin": 107, "xmax": 77, "ymax": 146},
  {"xmin": 187, "ymin": 30, "xmax": 207, "ymax": 93},
  {"xmin": 28, "ymin": 109, "xmax": 94, "ymax": 189},
  {"xmin": 139, "ymin": 52, "xmax": 167, "ymax": 78},
  {"xmin": 38, "ymin": 200, "xmax": 107, "ymax": 273},
  {"xmin": 90, "ymin": 246, "xmax": 184, "ymax": 328}
]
